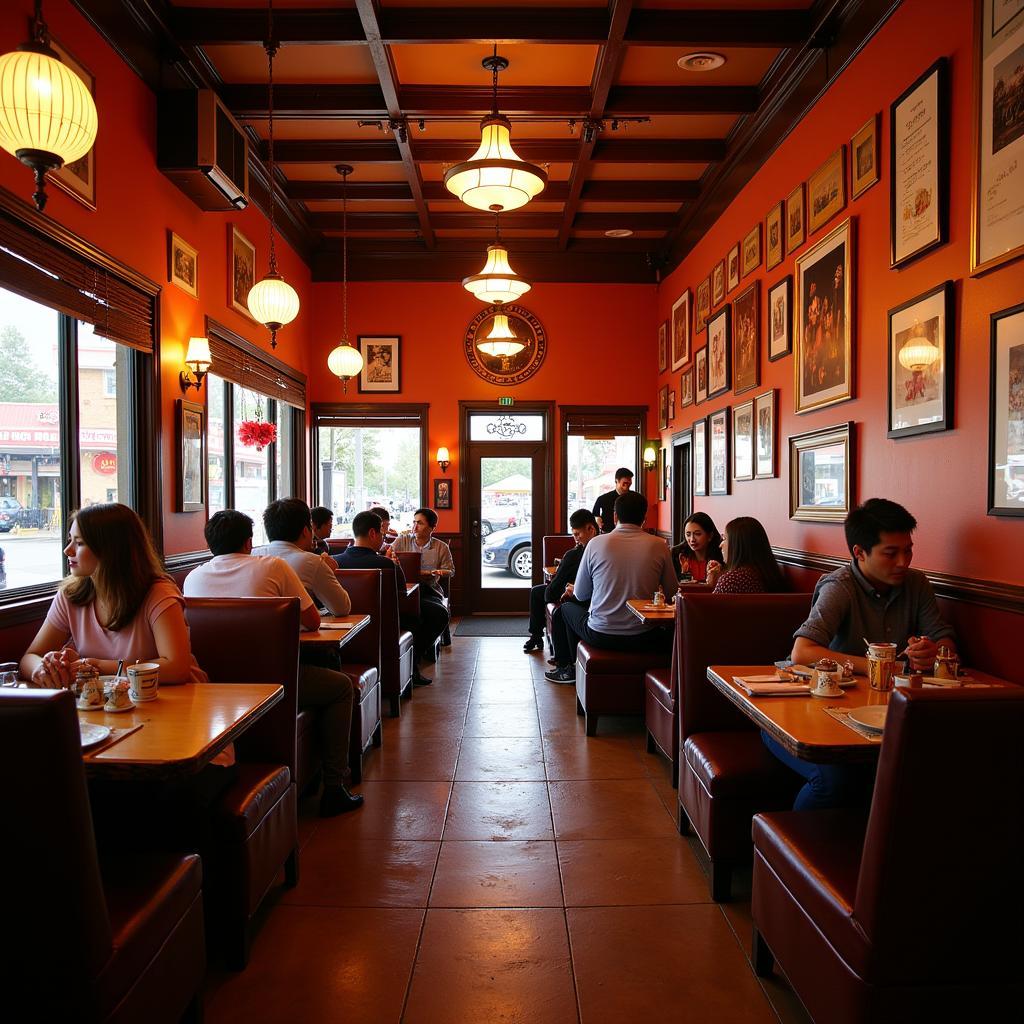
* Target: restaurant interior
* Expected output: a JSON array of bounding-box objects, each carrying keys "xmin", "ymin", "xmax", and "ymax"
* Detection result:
[{"xmin": 1, "ymin": 0, "xmax": 1023, "ymax": 1020}]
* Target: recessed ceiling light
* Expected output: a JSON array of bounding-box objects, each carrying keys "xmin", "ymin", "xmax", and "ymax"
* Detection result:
[
  {"xmin": 605, "ymin": 228, "xmax": 634, "ymax": 238},
  {"xmin": 677, "ymin": 52, "xmax": 726, "ymax": 72}
]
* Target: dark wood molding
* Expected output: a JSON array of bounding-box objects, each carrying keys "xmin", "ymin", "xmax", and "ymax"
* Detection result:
[
  {"xmin": 625, "ymin": 9, "xmax": 810, "ymax": 47},
  {"xmin": 164, "ymin": 550, "xmax": 211, "ymax": 574},
  {"xmin": 306, "ymin": 211, "xmax": 673, "ymax": 233}
]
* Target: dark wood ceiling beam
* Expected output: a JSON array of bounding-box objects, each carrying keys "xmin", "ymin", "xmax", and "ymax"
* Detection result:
[
  {"xmin": 573, "ymin": 212, "xmax": 673, "ymax": 231},
  {"xmin": 593, "ymin": 138, "xmax": 726, "ymax": 162},
  {"xmin": 581, "ymin": 180, "xmax": 698, "ymax": 202},
  {"xmin": 378, "ymin": 7, "xmax": 610, "ymax": 44},
  {"xmin": 287, "ymin": 181, "xmax": 414, "ymax": 201},
  {"xmin": 424, "ymin": 181, "xmax": 570, "ymax": 202},
  {"xmin": 222, "ymin": 84, "xmax": 387, "ymax": 118},
  {"xmin": 413, "ymin": 139, "xmax": 581, "ymax": 162},
  {"xmin": 267, "ymin": 140, "xmax": 402, "ymax": 163},
  {"xmin": 171, "ymin": 8, "xmax": 365, "ymax": 45},
  {"xmin": 321, "ymin": 237, "xmax": 656, "ymax": 255},
  {"xmin": 607, "ymin": 85, "xmax": 759, "ymax": 115},
  {"xmin": 625, "ymin": 9, "xmax": 811, "ymax": 47},
  {"xmin": 308, "ymin": 210, "xmax": 673, "ymax": 231}
]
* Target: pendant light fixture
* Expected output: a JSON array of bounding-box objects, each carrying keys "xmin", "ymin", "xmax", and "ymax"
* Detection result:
[
  {"xmin": 0, "ymin": 0, "xmax": 98, "ymax": 212},
  {"xmin": 326, "ymin": 164, "xmax": 363, "ymax": 392},
  {"xmin": 463, "ymin": 212, "xmax": 531, "ymax": 305},
  {"xmin": 444, "ymin": 49, "xmax": 547, "ymax": 214},
  {"xmin": 477, "ymin": 311, "xmax": 525, "ymax": 359},
  {"xmin": 246, "ymin": 0, "xmax": 300, "ymax": 350}
]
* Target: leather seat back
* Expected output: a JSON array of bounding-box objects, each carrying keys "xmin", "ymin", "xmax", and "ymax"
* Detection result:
[
  {"xmin": 542, "ymin": 535, "xmax": 574, "ymax": 566},
  {"xmin": 333, "ymin": 569, "xmax": 382, "ymax": 670},
  {"xmin": 338, "ymin": 566, "xmax": 407, "ymax": 701},
  {"xmin": 395, "ymin": 550, "xmax": 421, "ymax": 587}
]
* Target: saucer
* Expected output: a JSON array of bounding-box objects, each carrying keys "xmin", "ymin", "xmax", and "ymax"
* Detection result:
[
  {"xmin": 77, "ymin": 697, "xmax": 105, "ymax": 711},
  {"xmin": 810, "ymin": 688, "xmax": 844, "ymax": 699},
  {"xmin": 103, "ymin": 700, "xmax": 136, "ymax": 713}
]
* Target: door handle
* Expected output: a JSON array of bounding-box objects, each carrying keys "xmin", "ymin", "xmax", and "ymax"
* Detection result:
[{"xmin": 471, "ymin": 520, "xmax": 480, "ymax": 538}]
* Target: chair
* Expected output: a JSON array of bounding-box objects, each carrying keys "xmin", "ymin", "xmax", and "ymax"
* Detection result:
[
  {"xmin": 751, "ymin": 686, "xmax": 1024, "ymax": 1023},
  {"xmin": 184, "ymin": 596, "xmax": 300, "ymax": 969},
  {"xmin": 1, "ymin": 689, "xmax": 205, "ymax": 1022}
]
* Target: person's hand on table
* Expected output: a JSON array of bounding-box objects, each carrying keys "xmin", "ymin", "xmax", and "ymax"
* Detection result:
[
  {"xmin": 32, "ymin": 646, "xmax": 80, "ymax": 688},
  {"xmin": 904, "ymin": 635, "xmax": 939, "ymax": 672}
]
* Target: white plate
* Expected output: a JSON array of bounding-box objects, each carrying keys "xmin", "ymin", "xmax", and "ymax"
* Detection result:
[
  {"xmin": 79, "ymin": 723, "xmax": 112, "ymax": 748},
  {"xmin": 847, "ymin": 705, "xmax": 888, "ymax": 732}
]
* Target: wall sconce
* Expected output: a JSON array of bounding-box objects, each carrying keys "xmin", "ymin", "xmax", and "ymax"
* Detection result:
[
  {"xmin": 642, "ymin": 443, "xmax": 657, "ymax": 471},
  {"xmin": 436, "ymin": 446, "xmax": 451, "ymax": 473},
  {"xmin": 179, "ymin": 336, "xmax": 212, "ymax": 393}
]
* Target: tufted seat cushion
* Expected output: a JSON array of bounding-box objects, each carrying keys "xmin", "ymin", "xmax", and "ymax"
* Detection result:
[
  {"xmin": 684, "ymin": 732, "xmax": 797, "ymax": 799},
  {"xmin": 216, "ymin": 763, "xmax": 293, "ymax": 842}
]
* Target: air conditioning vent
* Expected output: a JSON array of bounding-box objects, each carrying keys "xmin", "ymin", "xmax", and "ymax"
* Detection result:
[{"xmin": 158, "ymin": 89, "xmax": 249, "ymax": 211}]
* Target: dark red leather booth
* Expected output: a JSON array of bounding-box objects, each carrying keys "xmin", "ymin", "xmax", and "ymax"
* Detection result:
[
  {"xmin": 644, "ymin": 663, "xmax": 676, "ymax": 786},
  {"xmin": 752, "ymin": 686, "xmax": 1024, "ymax": 1023},
  {"xmin": 396, "ymin": 549, "xmax": 451, "ymax": 656},
  {"xmin": 575, "ymin": 643, "xmax": 671, "ymax": 736}
]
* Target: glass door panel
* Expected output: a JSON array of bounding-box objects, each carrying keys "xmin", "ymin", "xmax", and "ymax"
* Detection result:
[
  {"xmin": 565, "ymin": 434, "xmax": 636, "ymax": 524},
  {"xmin": 479, "ymin": 456, "xmax": 532, "ymax": 590}
]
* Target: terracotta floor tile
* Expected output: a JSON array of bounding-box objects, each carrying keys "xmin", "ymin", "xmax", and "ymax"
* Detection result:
[
  {"xmin": 360, "ymin": 734, "xmax": 461, "ymax": 782},
  {"xmin": 567, "ymin": 905, "xmax": 778, "ymax": 1024},
  {"xmin": 456, "ymin": 736, "xmax": 546, "ymax": 781},
  {"xmin": 392, "ymin": 703, "xmax": 468, "ymax": 737},
  {"xmin": 444, "ymin": 781, "xmax": 554, "ymax": 840},
  {"xmin": 543, "ymin": 735, "xmax": 647, "ymax": 780},
  {"xmin": 470, "ymin": 677, "xmax": 538, "ymax": 703},
  {"xmin": 205, "ymin": 907, "xmax": 423, "ymax": 1024},
  {"xmin": 404, "ymin": 909, "xmax": 577, "ymax": 1024},
  {"xmin": 463, "ymin": 702, "xmax": 541, "ymax": 738},
  {"xmin": 548, "ymin": 780, "xmax": 676, "ymax": 840},
  {"xmin": 429, "ymin": 840, "xmax": 563, "ymax": 908},
  {"xmin": 315, "ymin": 780, "xmax": 451, "ymax": 841}
]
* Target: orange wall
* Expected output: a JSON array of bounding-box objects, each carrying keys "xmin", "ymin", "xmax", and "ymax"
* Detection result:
[
  {"xmin": 309, "ymin": 280, "xmax": 657, "ymax": 534},
  {"xmin": 654, "ymin": 0, "xmax": 1024, "ymax": 585}
]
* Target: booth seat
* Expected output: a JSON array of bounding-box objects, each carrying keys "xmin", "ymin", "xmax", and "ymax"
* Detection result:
[
  {"xmin": 644, "ymin": 664, "xmax": 676, "ymax": 786},
  {"xmin": 326, "ymin": 537, "xmax": 353, "ymax": 555},
  {"xmin": 395, "ymin": 549, "xmax": 451, "ymax": 658},
  {"xmin": 575, "ymin": 642, "xmax": 671, "ymax": 736},
  {"xmin": 542, "ymin": 535, "xmax": 575, "ymax": 652}
]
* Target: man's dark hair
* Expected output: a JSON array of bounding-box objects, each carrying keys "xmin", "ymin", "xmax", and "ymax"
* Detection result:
[
  {"xmin": 614, "ymin": 490, "xmax": 647, "ymax": 526},
  {"xmin": 369, "ymin": 506, "xmax": 390, "ymax": 523},
  {"xmin": 568, "ymin": 509, "xmax": 599, "ymax": 531},
  {"xmin": 205, "ymin": 510, "xmax": 253, "ymax": 556},
  {"xmin": 352, "ymin": 510, "xmax": 383, "ymax": 538},
  {"xmin": 414, "ymin": 507, "xmax": 438, "ymax": 529},
  {"xmin": 310, "ymin": 506, "xmax": 333, "ymax": 529},
  {"xmin": 263, "ymin": 498, "xmax": 312, "ymax": 543},
  {"xmin": 614, "ymin": 467, "xmax": 634, "ymax": 481},
  {"xmin": 844, "ymin": 498, "xmax": 917, "ymax": 556}
]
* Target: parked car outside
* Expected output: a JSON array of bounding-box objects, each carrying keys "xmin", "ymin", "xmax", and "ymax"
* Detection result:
[
  {"xmin": 0, "ymin": 497, "xmax": 49, "ymax": 532},
  {"xmin": 482, "ymin": 524, "xmax": 532, "ymax": 579},
  {"xmin": 479, "ymin": 505, "xmax": 526, "ymax": 537}
]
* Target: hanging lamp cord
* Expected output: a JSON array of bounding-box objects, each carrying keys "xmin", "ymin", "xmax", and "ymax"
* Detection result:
[
  {"xmin": 31, "ymin": 0, "xmax": 49, "ymax": 48},
  {"xmin": 342, "ymin": 167, "xmax": 349, "ymax": 344},
  {"xmin": 264, "ymin": 0, "xmax": 280, "ymax": 276},
  {"xmin": 491, "ymin": 43, "xmax": 499, "ymax": 116}
]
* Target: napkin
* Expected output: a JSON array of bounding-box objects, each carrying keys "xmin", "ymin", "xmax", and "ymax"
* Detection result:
[{"xmin": 733, "ymin": 675, "xmax": 811, "ymax": 697}]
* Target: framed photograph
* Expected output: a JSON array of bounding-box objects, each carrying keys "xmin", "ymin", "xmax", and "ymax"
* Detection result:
[
  {"xmin": 972, "ymin": 1, "xmax": 1024, "ymax": 275},
  {"xmin": 657, "ymin": 447, "xmax": 667, "ymax": 499},
  {"xmin": 789, "ymin": 421, "xmax": 854, "ymax": 522},
  {"xmin": 48, "ymin": 39, "xmax": 96, "ymax": 209},
  {"xmin": 175, "ymin": 399, "xmax": 206, "ymax": 513},
  {"xmin": 888, "ymin": 281, "xmax": 955, "ymax": 438},
  {"xmin": 766, "ymin": 202, "xmax": 784, "ymax": 270},
  {"xmin": 733, "ymin": 282, "xmax": 760, "ymax": 395},
  {"xmin": 669, "ymin": 390, "xmax": 676, "ymax": 422},
  {"xmin": 712, "ymin": 260, "xmax": 725, "ymax": 307},
  {"xmin": 658, "ymin": 384, "xmax": 669, "ymax": 430},
  {"xmin": 658, "ymin": 319, "xmax": 668, "ymax": 373},
  {"xmin": 358, "ymin": 336, "xmax": 401, "ymax": 393},
  {"xmin": 168, "ymin": 231, "xmax": 198, "ymax": 298},
  {"xmin": 732, "ymin": 400, "xmax": 754, "ymax": 481},
  {"xmin": 695, "ymin": 278, "xmax": 711, "ymax": 335},
  {"xmin": 807, "ymin": 147, "xmax": 846, "ymax": 235},
  {"xmin": 434, "ymin": 478, "xmax": 453, "ymax": 510},
  {"xmin": 768, "ymin": 275, "xmax": 793, "ymax": 361},
  {"xmin": 709, "ymin": 407, "xmax": 730, "ymax": 496},
  {"xmin": 851, "ymin": 113, "xmax": 880, "ymax": 199},
  {"xmin": 707, "ymin": 307, "xmax": 731, "ymax": 400},
  {"xmin": 229, "ymin": 225, "xmax": 256, "ymax": 319},
  {"xmin": 742, "ymin": 224, "xmax": 762, "ymax": 277},
  {"xmin": 794, "ymin": 218, "xmax": 855, "ymax": 414},
  {"xmin": 693, "ymin": 417, "xmax": 707, "ymax": 497},
  {"xmin": 754, "ymin": 389, "xmax": 777, "ymax": 479},
  {"xmin": 891, "ymin": 58, "xmax": 949, "ymax": 268},
  {"xmin": 727, "ymin": 244, "xmax": 740, "ymax": 292},
  {"xmin": 988, "ymin": 301, "xmax": 1024, "ymax": 515},
  {"xmin": 681, "ymin": 366, "xmax": 694, "ymax": 408},
  {"xmin": 671, "ymin": 290, "xmax": 691, "ymax": 370},
  {"xmin": 663, "ymin": 451, "xmax": 671, "ymax": 499},
  {"xmin": 695, "ymin": 347, "xmax": 708, "ymax": 404},
  {"xmin": 786, "ymin": 182, "xmax": 806, "ymax": 254}
]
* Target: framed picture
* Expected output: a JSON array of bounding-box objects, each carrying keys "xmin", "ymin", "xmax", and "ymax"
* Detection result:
[
  {"xmin": 807, "ymin": 147, "xmax": 846, "ymax": 235},
  {"xmin": 754, "ymin": 389, "xmax": 777, "ymax": 479},
  {"xmin": 663, "ymin": 451, "xmax": 671, "ymax": 499},
  {"xmin": 786, "ymin": 182, "xmax": 806, "ymax": 254},
  {"xmin": 768, "ymin": 275, "xmax": 793, "ymax": 361},
  {"xmin": 972, "ymin": 0, "xmax": 1024, "ymax": 275},
  {"xmin": 48, "ymin": 39, "xmax": 96, "ymax": 209},
  {"xmin": 358, "ymin": 336, "xmax": 401, "ymax": 393},
  {"xmin": 712, "ymin": 260, "xmax": 725, "ymax": 307},
  {"xmin": 658, "ymin": 319, "xmax": 668, "ymax": 373},
  {"xmin": 988, "ymin": 301, "xmax": 1024, "ymax": 515},
  {"xmin": 707, "ymin": 307, "xmax": 731, "ymax": 400},
  {"xmin": 695, "ymin": 347, "xmax": 708, "ymax": 404},
  {"xmin": 229, "ymin": 225, "xmax": 256, "ymax": 319},
  {"xmin": 727, "ymin": 244, "xmax": 740, "ymax": 292},
  {"xmin": 891, "ymin": 58, "xmax": 949, "ymax": 268},
  {"xmin": 851, "ymin": 114, "xmax": 880, "ymax": 199},
  {"xmin": 671, "ymin": 290, "xmax": 691, "ymax": 370},
  {"xmin": 434, "ymin": 478, "xmax": 453, "ymax": 510},
  {"xmin": 789, "ymin": 421, "xmax": 854, "ymax": 522},
  {"xmin": 709, "ymin": 407, "xmax": 730, "ymax": 496},
  {"xmin": 695, "ymin": 278, "xmax": 711, "ymax": 335},
  {"xmin": 168, "ymin": 231, "xmax": 198, "ymax": 298},
  {"xmin": 669, "ymin": 390, "xmax": 676, "ymax": 421},
  {"xmin": 658, "ymin": 384, "xmax": 669, "ymax": 430},
  {"xmin": 175, "ymin": 399, "xmax": 206, "ymax": 513},
  {"xmin": 693, "ymin": 417, "xmax": 707, "ymax": 497},
  {"xmin": 887, "ymin": 281, "xmax": 955, "ymax": 438},
  {"xmin": 681, "ymin": 366, "xmax": 694, "ymax": 407},
  {"xmin": 732, "ymin": 282, "xmax": 760, "ymax": 395},
  {"xmin": 794, "ymin": 218, "xmax": 855, "ymax": 414},
  {"xmin": 732, "ymin": 400, "xmax": 754, "ymax": 481},
  {"xmin": 766, "ymin": 202, "xmax": 784, "ymax": 270},
  {"xmin": 742, "ymin": 224, "xmax": 762, "ymax": 277}
]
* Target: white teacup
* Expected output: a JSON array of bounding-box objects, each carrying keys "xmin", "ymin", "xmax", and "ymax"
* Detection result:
[
  {"xmin": 127, "ymin": 662, "xmax": 159, "ymax": 702},
  {"xmin": 811, "ymin": 666, "xmax": 843, "ymax": 698}
]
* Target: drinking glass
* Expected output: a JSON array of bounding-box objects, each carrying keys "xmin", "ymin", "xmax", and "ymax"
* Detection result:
[{"xmin": 0, "ymin": 661, "xmax": 21, "ymax": 687}]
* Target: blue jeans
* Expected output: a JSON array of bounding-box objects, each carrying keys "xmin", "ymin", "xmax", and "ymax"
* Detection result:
[{"xmin": 761, "ymin": 732, "xmax": 875, "ymax": 812}]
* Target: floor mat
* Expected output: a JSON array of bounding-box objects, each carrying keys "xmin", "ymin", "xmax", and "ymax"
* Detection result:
[{"xmin": 453, "ymin": 616, "xmax": 531, "ymax": 637}]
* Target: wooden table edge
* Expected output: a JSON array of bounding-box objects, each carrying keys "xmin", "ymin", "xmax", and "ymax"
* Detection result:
[{"xmin": 302, "ymin": 613, "xmax": 371, "ymax": 645}]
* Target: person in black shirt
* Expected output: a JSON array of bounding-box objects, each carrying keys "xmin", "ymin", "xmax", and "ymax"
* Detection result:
[
  {"xmin": 523, "ymin": 509, "xmax": 599, "ymax": 653},
  {"xmin": 592, "ymin": 467, "xmax": 634, "ymax": 534},
  {"xmin": 310, "ymin": 506, "xmax": 334, "ymax": 555}
]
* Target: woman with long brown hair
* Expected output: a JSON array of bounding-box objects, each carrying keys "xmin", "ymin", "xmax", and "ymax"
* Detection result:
[
  {"xmin": 670, "ymin": 511, "xmax": 724, "ymax": 582},
  {"xmin": 705, "ymin": 516, "xmax": 785, "ymax": 593},
  {"xmin": 21, "ymin": 503, "xmax": 205, "ymax": 687}
]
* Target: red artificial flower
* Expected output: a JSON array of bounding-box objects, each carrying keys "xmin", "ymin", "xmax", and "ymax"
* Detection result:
[{"xmin": 238, "ymin": 419, "xmax": 278, "ymax": 451}]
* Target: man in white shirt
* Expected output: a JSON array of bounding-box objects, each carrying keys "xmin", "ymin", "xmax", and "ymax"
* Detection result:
[
  {"xmin": 184, "ymin": 510, "xmax": 363, "ymax": 817},
  {"xmin": 392, "ymin": 507, "xmax": 454, "ymax": 607}
]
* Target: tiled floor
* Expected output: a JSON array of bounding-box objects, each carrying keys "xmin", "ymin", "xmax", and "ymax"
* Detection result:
[{"xmin": 205, "ymin": 633, "xmax": 812, "ymax": 1024}]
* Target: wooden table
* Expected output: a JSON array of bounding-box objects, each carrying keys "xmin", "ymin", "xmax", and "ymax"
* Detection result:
[
  {"xmin": 80, "ymin": 682, "xmax": 282, "ymax": 779},
  {"xmin": 301, "ymin": 613, "xmax": 371, "ymax": 647},
  {"xmin": 627, "ymin": 598, "xmax": 675, "ymax": 625}
]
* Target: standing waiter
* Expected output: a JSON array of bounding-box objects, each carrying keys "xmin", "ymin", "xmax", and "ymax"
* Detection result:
[{"xmin": 592, "ymin": 468, "xmax": 634, "ymax": 533}]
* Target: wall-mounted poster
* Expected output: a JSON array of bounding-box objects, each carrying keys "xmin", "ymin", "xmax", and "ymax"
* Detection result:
[
  {"xmin": 712, "ymin": 260, "xmax": 725, "ymax": 307},
  {"xmin": 681, "ymin": 366, "xmax": 694, "ymax": 407},
  {"xmin": 709, "ymin": 408, "xmax": 730, "ymax": 496},
  {"xmin": 742, "ymin": 224, "xmax": 762, "ymax": 277},
  {"xmin": 789, "ymin": 422, "xmax": 854, "ymax": 522},
  {"xmin": 695, "ymin": 347, "xmax": 708, "ymax": 404},
  {"xmin": 733, "ymin": 282, "xmax": 760, "ymax": 395},
  {"xmin": 754, "ymin": 389, "xmax": 777, "ymax": 479},
  {"xmin": 669, "ymin": 390, "xmax": 676, "ymax": 421},
  {"xmin": 727, "ymin": 244, "xmax": 740, "ymax": 292},
  {"xmin": 658, "ymin": 384, "xmax": 669, "ymax": 430},
  {"xmin": 229, "ymin": 226, "xmax": 256, "ymax": 319},
  {"xmin": 671, "ymin": 290, "xmax": 691, "ymax": 370},
  {"xmin": 807, "ymin": 147, "xmax": 846, "ymax": 235},
  {"xmin": 176, "ymin": 399, "xmax": 206, "ymax": 513},
  {"xmin": 732, "ymin": 401, "xmax": 754, "ymax": 481},
  {"xmin": 434, "ymin": 478, "xmax": 453, "ymax": 510},
  {"xmin": 658, "ymin": 320, "xmax": 668, "ymax": 373},
  {"xmin": 707, "ymin": 307, "xmax": 731, "ymax": 400},
  {"xmin": 786, "ymin": 182, "xmax": 806, "ymax": 253},
  {"xmin": 972, "ymin": 0, "xmax": 1024, "ymax": 275},
  {"xmin": 766, "ymin": 202, "xmax": 783, "ymax": 269},
  {"xmin": 693, "ymin": 417, "xmax": 707, "ymax": 496},
  {"xmin": 695, "ymin": 278, "xmax": 711, "ymax": 335},
  {"xmin": 768, "ymin": 275, "xmax": 792, "ymax": 361},
  {"xmin": 359, "ymin": 336, "xmax": 402, "ymax": 393},
  {"xmin": 795, "ymin": 219, "xmax": 855, "ymax": 414},
  {"xmin": 168, "ymin": 231, "xmax": 198, "ymax": 298},
  {"xmin": 851, "ymin": 114, "xmax": 880, "ymax": 199},
  {"xmin": 891, "ymin": 58, "xmax": 949, "ymax": 269},
  {"xmin": 988, "ymin": 301, "xmax": 1024, "ymax": 515}
]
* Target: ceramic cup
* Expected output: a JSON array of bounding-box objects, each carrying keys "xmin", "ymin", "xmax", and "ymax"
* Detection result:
[
  {"xmin": 77, "ymin": 677, "xmax": 104, "ymax": 708},
  {"xmin": 811, "ymin": 665, "xmax": 844, "ymax": 698},
  {"xmin": 127, "ymin": 662, "xmax": 160, "ymax": 702}
]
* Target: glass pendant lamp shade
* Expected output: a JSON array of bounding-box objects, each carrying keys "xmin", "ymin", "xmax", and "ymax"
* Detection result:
[
  {"xmin": 463, "ymin": 243, "xmax": 531, "ymax": 304},
  {"xmin": 328, "ymin": 342, "xmax": 363, "ymax": 381},
  {"xmin": 477, "ymin": 312, "xmax": 525, "ymax": 358},
  {"xmin": 247, "ymin": 272, "xmax": 300, "ymax": 332}
]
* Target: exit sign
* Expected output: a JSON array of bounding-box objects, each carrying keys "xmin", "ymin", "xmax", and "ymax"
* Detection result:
[{"xmin": 498, "ymin": 397, "xmax": 514, "ymax": 406}]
